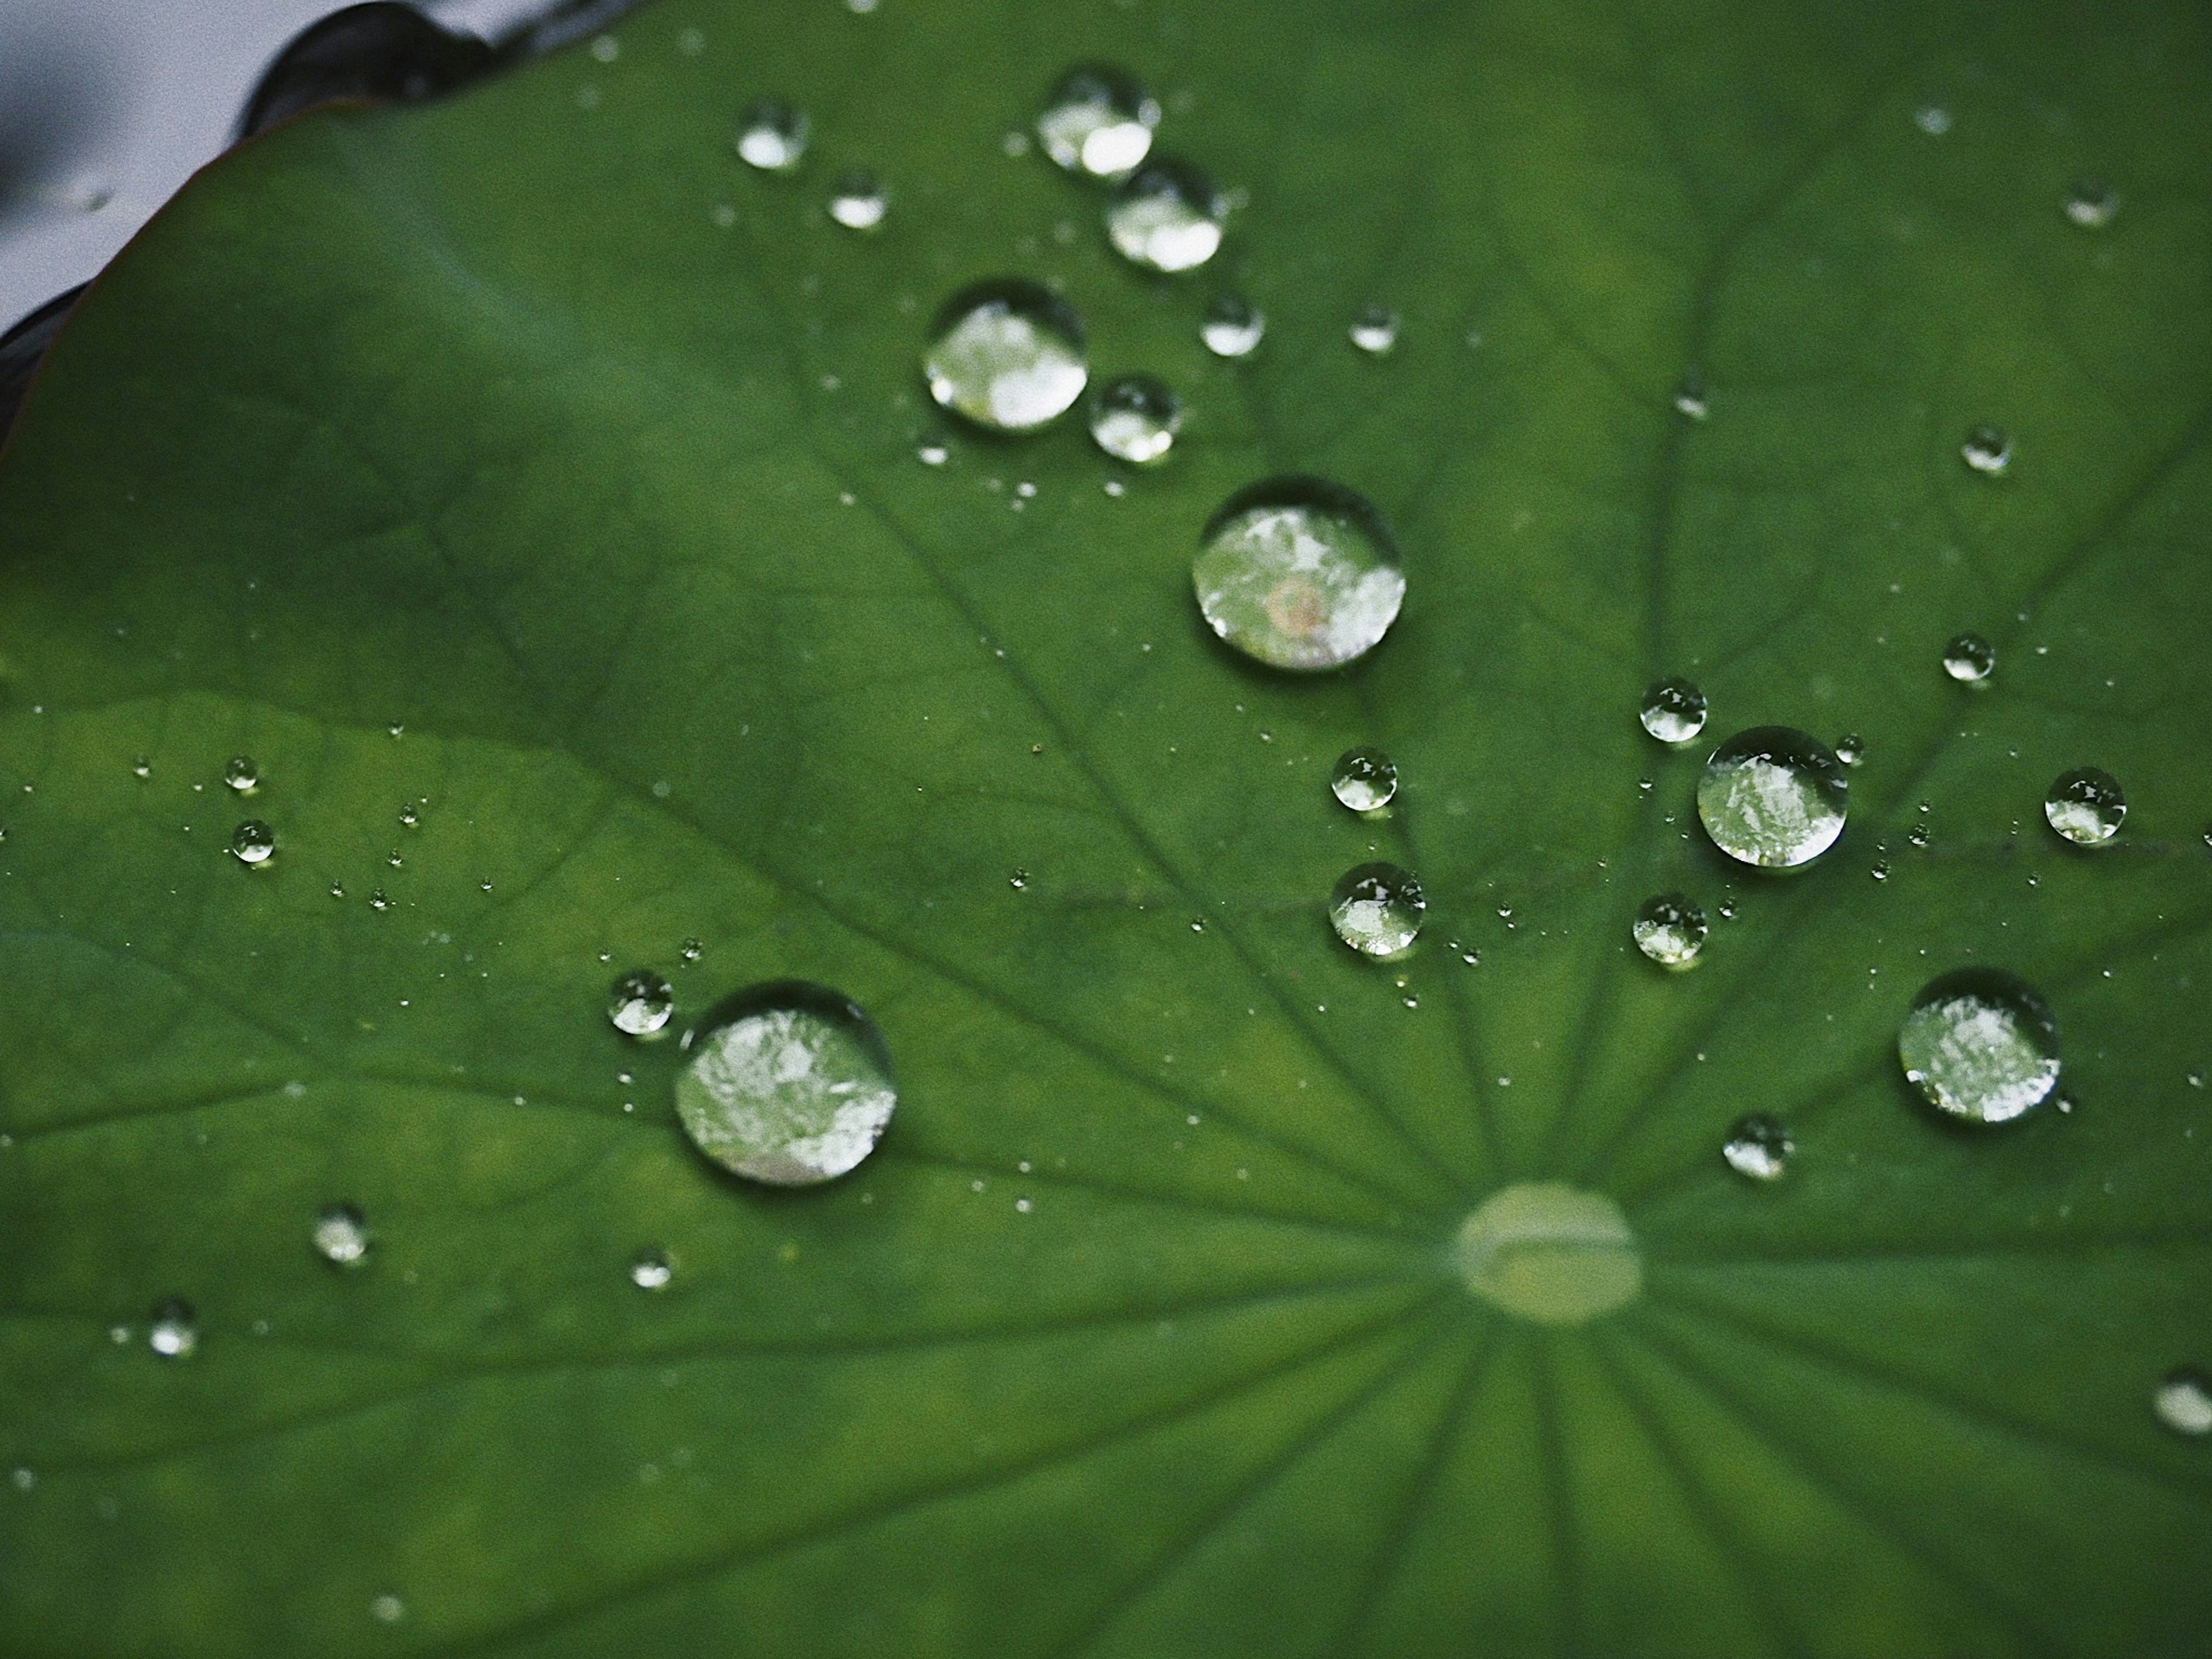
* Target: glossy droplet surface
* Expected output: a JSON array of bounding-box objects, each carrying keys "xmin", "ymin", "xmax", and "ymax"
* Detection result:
[
  {"xmin": 630, "ymin": 1247, "xmax": 673, "ymax": 1290},
  {"xmin": 828, "ymin": 169, "xmax": 886, "ymax": 230},
  {"xmin": 2045, "ymin": 767, "xmax": 2126, "ymax": 845},
  {"xmin": 1696, "ymin": 727, "xmax": 1849, "ymax": 869},
  {"xmin": 1835, "ymin": 732, "xmax": 1864, "ymax": 767},
  {"xmin": 313, "ymin": 1203, "xmax": 371, "ymax": 1267},
  {"xmin": 1639, "ymin": 677, "xmax": 1707, "ymax": 744},
  {"xmin": 1961, "ymin": 424, "xmax": 2011, "ymax": 475},
  {"xmin": 734, "ymin": 99, "xmax": 807, "ymax": 172},
  {"xmin": 1632, "ymin": 893, "xmax": 1707, "ymax": 968},
  {"xmin": 2154, "ymin": 1368, "xmax": 2212, "ymax": 1436},
  {"xmin": 229, "ymin": 820, "xmax": 275, "ymax": 865},
  {"xmin": 1105, "ymin": 157, "xmax": 1224, "ymax": 272},
  {"xmin": 1454, "ymin": 1184, "xmax": 1641, "ymax": 1325},
  {"xmin": 1036, "ymin": 65, "xmax": 1158, "ymax": 179},
  {"xmin": 608, "ymin": 969, "xmax": 675, "ymax": 1036},
  {"xmin": 2065, "ymin": 179, "xmax": 2118, "ymax": 228},
  {"xmin": 1088, "ymin": 374, "xmax": 1180, "ymax": 464},
  {"xmin": 149, "ymin": 1298, "xmax": 198, "ymax": 1358},
  {"xmin": 1348, "ymin": 304, "xmax": 1399, "ymax": 354},
  {"xmin": 1899, "ymin": 968, "xmax": 2061, "ymax": 1124},
  {"xmin": 1201, "ymin": 294, "xmax": 1264, "ymax": 357},
  {"xmin": 1193, "ymin": 478, "xmax": 1404, "ymax": 671},
  {"xmin": 676, "ymin": 982, "xmax": 896, "ymax": 1185},
  {"xmin": 224, "ymin": 756, "xmax": 259, "ymax": 793},
  {"xmin": 1942, "ymin": 632, "xmax": 1995, "ymax": 683},
  {"xmin": 1722, "ymin": 1114, "xmax": 1793, "ymax": 1181},
  {"xmin": 1328, "ymin": 862, "xmax": 1424, "ymax": 958},
  {"xmin": 1330, "ymin": 747, "xmax": 1398, "ymax": 812},
  {"xmin": 924, "ymin": 281, "xmax": 1087, "ymax": 433}
]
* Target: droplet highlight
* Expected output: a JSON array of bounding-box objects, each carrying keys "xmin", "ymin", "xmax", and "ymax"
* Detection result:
[
  {"xmin": 1105, "ymin": 157, "xmax": 1225, "ymax": 272},
  {"xmin": 734, "ymin": 99, "xmax": 808, "ymax": 172},
  {"xmin": 1201, "ymin": 294, "xmax": 1265, "ymax": 358},
  {"xmin": 313, "ymin": 1203, "xmax": 372, "ymax": 1267},
  {"xmin": 224, "ymin": 756, "xmax": 259, "ymax": 793},
  {"xmin": 1088, "ymin": 373, "xmax": 1180, "ymax": 464},
  {"xmin": 2064, "ymin": 179, "xmax": 2118, "ymax": 229},
  {"xmin": 1328, "ymin": 862, "xmax": 1424, "ymax": 959},
  {"xmin": 148, "ymin": 1298, "xmax": 198, "ymax": 1358},
  {"xmin": 676, "ymin": 982, "xmax": 897, "ymax": 1185},
  {"xmin": 608, "ymin": 969, "xmax": 675, "ymax": 1037},
  {"xmin": 1347, "ymin": 304, "xmax": 1399, "ymax": 355},
  {"xmin": 1961, "ymin": 425, "xmax": 2011, "ymax": 476},
  {"xmin": 630, "ymin": 1247, "xmax": 673, "ymax": 1290},
  {"xmin": 1036, "ymin": 65, "xmax": 1158, "ymax": 179},
  {"xmin": 2044, "ymin": 767, "xmax": 2125, "ymax": 846},
  {"xmin": 1639, "ymin": 677, "xmax": 1708, "ymax": 744},
  {"xmin": 1632, "ymin": 893, "xmax": 1707, "ymax": 968},
  {"xmin": 1696, "ymin": 728, "xmax": 1849, "ymax": 869},
  {"xmin": 229, "ymin": 820, "xmax": 276, "ymax": 866},
  {"xmin": 1942, "ymin": 632, "xmax": 1995, "ymax": 684},
  {"xmin": 828, "ymin": 169, "xmax": 887, "ymax": 230},
  {"xmin": 1330, "ymin": 747, "xmax": 1398, "ymax": 812},
  {"xmin": 1192, "ymin": 478, "xmax": 1404, "ymax": 671},
  {"xmin": 2154, "ymin": 1368, "xmax": 2212, "ymax": 1437},
  {"xmin": 1898, "ymin": 968, "xmax": 2061, "ymax": 1124},
  {"xmin": 923, "ymin": 281, "xmax": 1087, "ymax": 433},
  {"xmin": 1722, "ymin": 1114, "xmax": 1793, "ymax": 1181}
]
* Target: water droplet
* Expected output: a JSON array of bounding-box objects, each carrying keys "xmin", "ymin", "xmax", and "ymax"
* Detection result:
[
  {"xmin": 1453, "ymin": 1184, "xmax": 1641, "ymax": 1324},
  {"xmin": 1835, "ymin": 733, "xmax": 1864, "ymax": 767},
  {"xmin": 2155, "ymin": 1368, "xmax": 2212, "ymax": 1435},
  {"xmin": 608, "ymin": 969, "xmax": 675, "ymax": 1037},
  {"xmin": 1347, "ymin": 304, "xmax": 1399, "ymax": 355},
  {"xmin": 148, "ymin": 1298, "xmax": 198, "ymax": 1358},
  {"xmin": 1008, "ymin": 868, "xmax": 1029, "ymax": 890},
  {"xmin": 676, "ymin": 982, "xmax": 897, "ymax": 1184},
  {"xmin": 1907, "ymin": 823, "xmax": 1930, "ymax": 849},
  {"xmin": 1193, "ymin": 478, "xmax": 1404, "ymax": 671},
  {"xmin": 1201, "ymin": 294, "xmax": 1265, "ymax": 357},
  {"xmin": 1721, "ymin": 1113, "xmax": 1793, "ymax": 1181},
  {"xmin": 1871, "ymin": 860, "xmax": 1891, "ymax": 881},
  {"xmin": 224, "ymin": 756, "xmax": 259, "ymax": 793},
  {"xmin": 2044, "ymin": 766, "xmax": 2125, "ymax": 845},
  {"xmin": 370, "ymin": 1593, "xmax": 406, "ymax": 1625},
  {"xmin": 923, "ymin": 281, "xmax": 1087, "ymax": 433},
  {"xmin": 1915, "ymin": 103, "xmax": 1952, "ymax": 135},
  {"xmin": 1639, "ymin": 677, "xmax": 1708, "ymax": 744},
  {"xmin": 9, "ymin": 1466, "xmax": 31, "ymax": 1492},
  {"xmin": 1328, "ymin": 862, "xmax": 1424, "ymax": 959},
  {"xmin": 630, "ymin": 1247, "xmax": 673, "ymax": 1290},
  {"xmin": 131, "ymin": 756, "xmax": 153, "ymax": 780},
  {"xmin": 680, "ymin": 937, "xmax": 703, "ymax": 963},
  {"xmin": 1330, "ymin": 747, "xmax": 1398, "ymax": 812},
  {"xmin": 1942, "ymin": 632, "xmax": 1995, "ymax": 683},
  {"xmin": 1961, "ymin": 424, "xmax": 2011, "ymax": 475},
  {"xmin": 734, "ymin": 99, "xmax": 808, "ymax": 172},
  {"xmin": 1036, "ymin": 65, "xmax": 1158, "ymax": 179},
  {"xmin": 2064, "ymin": 179, "xmax": 2118, "ymax": 228},
  {"xmin": 1088, "ymin": 374, "xmax": 1180, "ymax": 464},
  {"xmin": 1898, "ymin": 968, "xmax": 2061, "ymax": 1124},
  {"xmin": 1631, "ymin": 893, "xmax": 1707, "ymax": 968},
  {"xmin": 398, "ymin": 802, "xmax": 422, "ymax": 831},
  {"xmin": 1673, "ymin": 374, "xmax": 1709, "ymax": 421},
  {"xmin": 828, "ymin": 169, "xmax": 887, "ymax": 230},
  {"xmin": 229, "ymin": 820, "xmax": 276, "ymax": 865},
  {"xmin": 1696, "ymin": 728, "xmax": 1849, "ymax": 869},
  {"xmin": 1105, "ymin": 157, "xmax": 1225, "ymax": 272},
  {"xmin": 368, "ymin": 888, "xmax": 392, "ymax": 912},
  {"xmin": 313, "ymin": 1203, "xmax": 372, "ymax": 1267}
]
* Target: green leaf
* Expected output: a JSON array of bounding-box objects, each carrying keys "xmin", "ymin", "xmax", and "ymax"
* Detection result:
[{"xmin": 3, "ymin": 0, "xmax": 2209, "ymax": 1650}]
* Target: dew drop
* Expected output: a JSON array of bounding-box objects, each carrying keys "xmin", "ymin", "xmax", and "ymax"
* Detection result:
[
  {"xmin": 1961, "ymin": 424, "xmax": 2011, "ymax": 476},
  {"xmin": 915, "ymin": 438, "xmax": 949, "ymax": 466},
  {"xmin": 1696, "ymin": 728, "xmax": 1848, "ymax": 869},
  {"xmin": 1631, "ymin": 893, "xmax": 1707, "ymax": 968},
  {"xmin": 608, "ymin": 969, "xmax": 675, "ymax": 1037},
  {"xmin": 1898, "ymin": 968, "xmax": 2061, "ymax": 1124},
  {"xmin": 2064, "ymin": 179, "xmax": 2118, "ymax": 229},
  {"xmin": 1193, "ymin": 478, "xmax": 1404, "ymax": 671},
  {"xmin": 1328, "ymin": 862, "xmax": 1424, "ymax": 959},
  {"xmin": 828, "ymin": 169, "xmax": 887, "ymax": 230},
  {"xmin": 1036, "ymin": 64, "xmax": 1158, "ymax": 179},
  {"xmin": 1915, "ymin": 103, "xmax": 1952, "ymax": 135},
  {"xmin": 1672, "ymin": 374, "xmax": 1709, "ymax": 421},
  {"xmin": 734, "ymin": 99, "xmax": 807, "ymax": 172},
  {"xmin": 1454, "ymin": 1184, "xmax": 1640, "ymax": 1324},
  {"xmin": 1105, "ymin": 157, "xmax": 1225, "ymax": 272},
  {"xmin": 923, "ymin": 281, "xmax": 1087, "ymax": 433},
  {"xmin": 681, "ymin": 937, "xmax": 704, "ymax": 963},
  {"xmin": 1330, "ymin": 746, "xmax": 1398, "ymax": 812},
  {"xmin": 1871, "ymin": 860, "xmax": 1891, "ymax": 881},
  {"xmin": 370, "ymin": 1593, "xmax": 406, "ymax": 1626},
  {"xmin": 147, "ymin": 1298, "xmax": 198, "ymax": 1358},
  {"xmin": 368, "ymin": 888, "xmax": 392, "ymax": 912},
  {"xmin": 1201, "ymin": 294, "xmax": 1265, "ymax": 358},
  {"xmin": 1088, "ymin": 374, "xmax": 1180, "ymax": 464},
  {"xmin": 1942, "ymin": 632, "xmax": 1995, "ymax": 684},
  {"xmin": 2157, "ymin": 1369, "xmax": 2212, "ymax": 1436},
  {"xmin": 131, "ymin": 756, "xmax": 152, "ymax": 780},
  {"xmin": 630, "ymin": 1247, "xmax": 673, "ymax": 1290},
  {"xmin": 1008, "ymin": 868, "xmax": 1029, "ymax": 890},
  {"xmin": 1835, "ymin": 732, "xmax": 1864, "ymax": 767},
  {"xmin": 9, "ymin": 1466, "xmax": 31, "ymax": 1492},
  {"xmin": 2044, "ymin": 766, "xmax": 2124, "ymax": 846},
  {"xmin": 1639, "ymin": 677, "xmax": 1708, "ymax": 744},
  {"xmin": 229, "ymin": 820, "xmax": 276, "ymax": 865},
  {"xmin": 224, "ymin": 756, "xmax": 259, "ymax": 793},
  {"xmin": 1348, "ymin": 304, "xmax": 1399, "ymax": 355},
  {"xmin": 397, "ymin": 802, "xmax": 420, "ymax": 829},
  {"xmin": 1721, "ymin": 1113, "xmax": 1793, "ymax": 1181},
  {"xmin": 313, "ymin": 1203, "xmax": 372, "ymax": 1267},
  {"xmin": 1907, "ymin": 823, "xmax": 1930, "ymax": 849},
  {"xmin": 676, "ymin": 982, "xmax": 897, "ymax": 1184}
]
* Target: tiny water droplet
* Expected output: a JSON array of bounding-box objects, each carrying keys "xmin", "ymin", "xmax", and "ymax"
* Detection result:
[
  {"xmin": 1715, "ymin": 898, "xmax": 1737, "ymax": 921},
  {"xmin": 2064, "ymin": 179, "xmax": 2118, "ymax": 228},
  {"xmin": 386, "ymin": 849, "xmax": 404, "ymax": 868},
  {"xmin": 630, "ymin": 1247, "xmax": 673, "ymax": 1290},
  {"xmin": 132, "ymin": 756, "xmax": 152, "ymax": 780},
  {"xmin": 1347, "ymin": 304, "xmax": 1399, "ymax": 355},
  {"xmin": 828, "ymin": 169, "xmax": 887, "ymax": 230},
  {"xmin": 1907, "ymin": 823, "xmax": 1930, "ymax": 848},
  {"xmin": 369, "ymin": 888, "xmax": 391, "ymax": 911},
  {"xmin": 1632, "ymin": 893, "xmax": 1707, "ymax": 968},
  {"xmin": 1201, "ymin": 294, "xmax": 1265, "ymax": 358},
  {"xmin": 676, "ymin": 982, "xmax": 897, "ymax": 1184},
  {"xmin": 608, "ymin": 969, "xmax": 675, "ymax": 1036},
  {"xmin": 915, "ymin": 438, "xmax": 950, "ymax": 467},
  {"xmin": 680, "ymin": 937, "xmax": 703, "ymax": 963},
  {"xmin": 1639, "ymin": 677, "xmax": 1708, "ymax": 744},
  {"xmin": 9, "ymin": 1466, "xmax": 31, "ymax": 1492},
  {"xmin": 1696, "ymin": 727, "xmax": 1849, "ymax": 869},
  {"xmin": 1942, "ymin": 632, "xmax": 1995, "ymax": 683},
  {"xmin": 329, "ymin": 881, "xmax": 346, "ymax": 899},
  {"xmin": 923, "ymin": 281, "xmax": 1087, "ymax": 433},
  {"xmin": 148, "ymin": 1298, "xmax": 198, "ymax": 1358},
  {"xmin": 1835, "ymin": 733, "xmax": 1863, "ymax": 767},
  {"xmin": 229, "ymin": 820, "xmax": 276, "ymax": 865},
  {"xmin": 1871, "ymin": 860, "xmax": 1891, "ymax": 881},
  {"xmin": 1915, "ymin": 103, "xmax": 1952, "ymax": 135},
  {"xmin": 397, "ymin": 802, "xmax": 421, "ymax": 830},
  {"xmin": 1672, "ymin": 374, "xmax": 1709, "ymax": 421},
  {"xmin": 2154, "ymin": 1368, "xmax": 2212, "ymax": 1436},
  {"xmin": 370, "ymin": 1593, "xmax": 406, "ymax": 1626},
  {"xmin": 1899, "ymin": 968, "xmax": 2061, "ymax": 1124},
  {"xmin": 1088, "ymin": 374, "xmax": 1180, "ymax": 464},
  {"xmin": 1009, "ymin": 868, "xmax": 1029, "ymax": 890},
  {"xmin": 1194, "ymin": 478, "xmax": 1404, "ymax": 671},
  {"xmin": 1331, "ymin": 747, "xmax": 1398, "ymax": 812},
  {"xmin": 2045, "ymin": 767, "xmax": 2125, "ymax": 845},
  {"xmin": 1328, "ymin": 862, "xmax": 1424, "ymax": 959},
  {"xmin": 313, "ymin": 1203, "xmax": 372, "ymax": 1267},
  {"xmin": 1721, "ymin": 1113, "xmax": 1793, "ymax": 1181},
  {"xmin": 1961, "ymin": 424, "xmax": 2011, "ymax": 476},
  {"xmin": 224, "ymin": 756, "xmax": 259, "ymax": 793},
  {"xmin": 1106, "ymin": 157, "xmax": 1225, "ymax": 272},
  {"xmin": 734, "ymin": 99, "xmax": 808, "ymax": 172},
  {"xmin": 1036, "ymin": 65, "xmax": 1158, "ymax": 179}
]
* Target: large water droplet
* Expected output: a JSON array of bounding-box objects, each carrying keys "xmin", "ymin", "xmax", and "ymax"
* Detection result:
[
  {"xmin": 1453, "ymin": 1184, "xmax": 1641, "ymax": 1324},
  {"xmin": 1105, "ymin": 157, "xmax": 1224, "ymax": 272},
  {"xmin": 1942, "ymin": 632, "xmax": 1995, "ymax": 683},
  {"xmin": 1961, "ymin": 424, "xmax": 2011, "ymax": 475},
  {"xmin": 229, "ymin": 820, "xmax": 276, "ymax": 865},
  {"xmin": 1036, "ymin": 65, "xmax": 1158, "ymax": 179},
  {"xmin": 2065, "ymin": 179, "xmax": 2118, "ymax": 228},
  {"xmin": 1192, "ymin": 478, "xmax": 1404, "ymax": 671},
  {"xmin": 828, "ymin": 169, "xmax": 887, "ymax": 230},
  {"xmin": 1347, "ymin": 304, "xmax": 1399, "ymax": 355},
  {"xmin": 1696, "ymin": 728, "xmax": 1849, "ymax": 869},
  {"xmin": 148, "ymin": 1298, "xmax": 198, "ymax": 1358},
  {"xmin": 1632, "ymin": 893, "xmax": 1707, "ymax": 968},
  {"xmin": 608, "ymin": 969, "xmax": 675, "ymax": 1037},
  {"xmin": 1088, "ymin": 374, "xmax": 1180, "ymax": 464},
  {"xmin": 313, "ymin": 1203, "xmax": 372, "ymax": 1267},
  {"xmin": 1201, "ymin": 294, "xmax": 1264, "ymax": 358},
  {"xmin": 630, "ymin": 1247, "xmax": 673, "ymax": 1290},
  {"xmin": 676, "ymin": 982, "xmax": 896, "ymax": 1184},
  {"xmin": 2044, "ymin": 766, "xmax": 2125, "ymax": 845},
  {"xmin": 734, "ymin": 99, "xmax": 808, "ymax": 172},
  {"xmin": 1328, "ymin": 862, "xmax": 1423, "ymax": 958},
  {"xmin": 224, "ymin": 756, "xmax": 259, "ymax": 793},
  {"xmin": 1898, "ymin": 968, "xmax": 2061, "ymax": 1124},
  {"xmin": 1331, "ymin": 746, "xmax": 1397, "ymax": 812},
  {"xmin": 1639, "ymin": 677, "xmax": 1707, "ymax": 744},
  {"xmin": 923, "ymin": 281, "xmax": 1087, "ymax": 433},
  {"xmin": 2155, "ymin": 1368, "xmax": 2212, "ymax": 1436},
  {"xmin": 1721, "ymin": 1114, "xmax": 1793, "ymax": 1181}
]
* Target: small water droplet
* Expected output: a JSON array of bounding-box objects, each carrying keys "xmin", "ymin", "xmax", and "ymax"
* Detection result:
[
  {"xmin": 1915, "ymin": 103, "xmax": 1952, "ymax": 135},
  {"xmin": 2045, "ymin": 767, "xmax": 2125, "ymax": 845},
  {"xmin": 1835, "ymin": 733, "xmax": 1863, "ymax": 767},
  {"xmin": 9, "ymin": 1466, "xmax": 31, "ymax": 1492},
  {"xmin": 1105, "ymin": 157, "xmax": 1225, "ymax": 272},
  {"xmin": 1898, "ymin": 968, "xmax": 2061, "ymax": 1124},
  {"xmin": 398, "ymin": 803, "xmax": 421, "ymax": 831},
  {"xmin": 680, "ymin": 937, "xmax": 703, "ymax": 963},
  {"xmin": 1008, "ymin": 868, "xmax": 1029, "ymax": 890},
  {"xmin": 369, "ymin": 888, "xmax": 391, "ymax": 911},
  {"xmin": 1036, "ymin": 64, "xmax": 1159, "ymax": 179},
  {"xmin": 1942, "ymin": 632, "xmax": 1995, "ymax": 683},
  {"xmin": 1088, "ymin": 374, "xmax": 1180, "ymax": 464},
  {"xmin": 1639, "ymin": 677, "xmax": 1708, "ymax": 744},
  {"xmin": 608, "ymin": 969, "xmax": 675, "ymax": 1037},
  {"xmin": 1193, "ymin": 478, "xmax": 1404, "ymax": 671},
  {"xmin": 915, "ymin": 438, "xmax": 950, "ymax": 467},
  {"xmin": 313, "ymin": 1203, "xmax": 372, "ymax": 1267},
  {"xmin": 829, "ymin": 169, "xmax": 887, "ymax": 230},
  {"xmin": 630, "ymin": 1247, "xmax": 673, "ymax": 1290},
  {"xmin": 229, "ymin": 820, "xmax": 276, "ymax": 865},
  {"xmin": 590, "ymin": 32, "xmax": 619, "ymax": 62},
  {"xmin": 224, "ymin": 756, "xmax": 259, "ymax": 793},
  {"xmin": 1907, "ymin": 823, "xmax": 1930, "ymax": 848},
  {"xmin": 1721, "ymin": 1113, "xmax": 1793, "ymax": 1180},
  {"xmin": 2064, "ymin": 179, "xmax": 2118, "ymax": 228},
  {"xmin": 2154, "ymin": 1368, "xmax": 2212, "ymax": 1436},
  {"xmin": 734, "ymin": 99, "xmax": 808, "ymax": 172},
  {"xmin": 923, "ymin": 281, "xmax": 1087, "ymax": 433},
  {"xmin": 131, "ymin": 756, "xmax": 152, "ymax": 780},
  {"xmin": 1715, "ymin": 898, "xmax": 1737, "ymax": 921},
  {"xmin": 1672, "ymin": 374, "xmax": 1709, "ymax": 421},
  {"xmin": 1696, "ymin": 727, "xmax": 1849, "ymax": 869},
  {"xmin": 677, "ymin": 25, "xmax": 705, "ymax": 54},
  {"xmin": 1331, "ymin": 746, "xmax": 1398, "ymax": 812},
  {"xmin": 1631, "ymin": 893, "xmax": 1707, "ymax": 968},
  {"xmin": 1961, "ymin": 424, "xmax": 2011, "ymax": 475},
  {"xmin": 1347, "ymin": 304, "xmax": 1399, "ymax": 354},
  {"xmin": 148, "ymin": 1298, "xmax": 198, "ymax": 1358},
  {"xmin": 1201, "ymin": 294, "xmax": 1265, "ymax": 358},
  {"xmin": 1871, "ymin": 860, "xmax": 1891, "ymax": 881},
  {"xmin": 370, "ymin": 1593, "xmax": 406, "ymax": 1625},
  {"xmin": 1328, "ymin": 862, "xmax": 1424, "ymax": 959},
  {"xmin": 676, "ymin": 982, "xmax": 897, "ymax": 1184}
]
